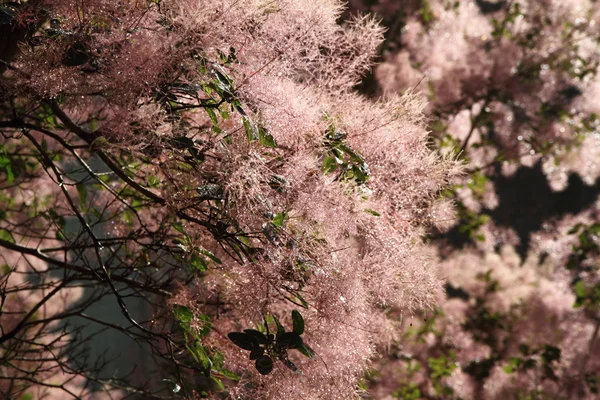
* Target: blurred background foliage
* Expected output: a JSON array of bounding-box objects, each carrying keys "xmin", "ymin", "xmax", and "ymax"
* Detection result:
[{"xmin": 344, "ymin": 1, "xmax": 600, "ymax": 399}]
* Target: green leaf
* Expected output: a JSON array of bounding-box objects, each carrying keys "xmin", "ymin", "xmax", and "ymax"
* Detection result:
[
  {"xmin": 227, "ymin": 332, "xmax": 259, "ymax": 351},
  {"xmin": 3, "ymin": 164, "xmax": 13, "ymax": 185},
  {"xmin": 172, "ymin": 222, "xmax": 187, "ymax": 235},
  {"xmin": 216, "ymin": 48, "xmax": 228, "ymax": 64},
  {"xmin": 276, "ymin": 332, "xmax": 303, "ymax": 349},
  {"xmin": 0, "ymin": 155, "xmax": 9, "ymax": 168},
  {"xmin": 205, "ymin": 107, "xmax": 219, "ymax": 127},
  {"xmin": 171, "ymin": 136, "xmax": 195, "ymax": 150},
  {"xmin": 297, "ymin": 343, "xmax": 316, "ymax": 359},
  {"xmin": 344, "ymin": 163, "xmax": 370, "ymax": 184},
  {"xmin": 147, "ymin": 175, "xmax": 160, "ymax": 188},
  {"xmin": 504, "ymin": 357, "xmax": 522, "ymax": 373},
  {"xmin": 243, "ymin": 329, "xmax": 268, "ymax": 344},
  {"xmin": 55, "ymin": 230, "xmax": 66, "ymax": 241},
  {"xmin": 198, "ymin": 248, "xmax": 222, "ymax": 264},
  {"xmin": 220, "ymin": 109, "xmax": 231, "ymax": 120},
  {"xmin": 269, "ymin": 174, "xmax": 289, "ymax": 192},
  {"xmin": 322, "ymin": 156, "xmax": 337, "ymax": 174},
  {"xmin": 364, "ymin": 209, "xmax": 380, "ymax": 216},
  {"xmin": 292, "ymin": 292, "xmax": 309, "ymax": 308},
  {"xmin": 190, "ymin": 253, "xmax": 208, "ymax": 272},
  {"xmin": 291, "ymin": 310, "xmax": 304, "ymax": 335},
  {"xmin": 231, "ymin": 99, "xmax": 245, "ymax": 116},
  {"xmin": 338, "ymin": 143, "xmax": 364, "ymax": 163},
  {"xmin": 249, "ymin": 347, "xmax": 265, "ymax": 360},
  {"xmin": 187, "ymin": 342, "xmax": 212, "ymax": 373},
  {"xmin": 211, "ymin": 376, "xmax": 225, "ymax": 391},
  {"xmin": 254, "ymin": 355, "xmax": 273, "ymax": 375},
  {"xmin": 122, "ymin": 209, "xmax": 135, "ymax": 227},
  {"xmin": 242, "ymin": 117, "xmax": 258, "ymax": 142},
  {"xmin": 0, "ymin": 6, "xmax": 17, "ymax": 26},
  {"xmin": 212, "ymin": 350, "xmax": 225, "ymax": 369},
  {"xmin": 590, "ymin": 223, "xmax": 600, "ymax": 235},
  {"xmin": 428, "ymin": 353, "xmax": 457, "ymax": 379},
  {"xmin": 574, "ymin": 280, "xmax": 587, "ymax": 304},
  {"xmin": 197, "ymin": 313, "xmax": 212, "ymax": 338},
  {"xmin": 272, "ymin": 211, "xmax": 288, "ymax": 228},
  {"xmin": 258, "ymin": 125, "xmax": 277, "ymax": 148},
  {"xmin": 392, "ymin": 383, "xmax": 421, "ymax": 400},
  {"xmin": 215, "ymin": 47, "xmax": 237, "ymax": 66},
  {"xmin": 542, "ymin": 345, "xmax": 561, "ymax": 364},
  {"xmin": 217, "ymin": 368, "xmax": 240, "ymax": 381},
  {"xmin": 212, "ymin": 66, "xmax": 235, "ymax": 91},
  {"xmin": 0, "ymin": 146, "xmax": 14, "ymax": 185},
  {"xmin": 272, "ymin": 314, "xmax": 285, "ymax": 338},
  {"xmin": 331, "ymin": 147, "xmax": 344, "ymax": 159},
  {"xmin": 0, "ymin": 228, "xmax": 15, "ymax": 243},
  {"xmin": 77, "ymin": 184, "xmax": 88, "ymax": 207},
  {"xmin": 173, "ymin": 304, "xmax": 194, "ymax": 332}
]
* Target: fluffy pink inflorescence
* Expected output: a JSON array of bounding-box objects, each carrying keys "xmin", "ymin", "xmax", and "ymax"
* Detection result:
[
  {"xmin": 3, "ymin": 0, "xmax": 460, "ymax": 398},
  {"xmin": 186, "ymin": 85, "xmax": 454, "ymax": 398}
]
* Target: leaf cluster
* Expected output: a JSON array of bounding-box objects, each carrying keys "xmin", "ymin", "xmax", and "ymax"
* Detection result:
[
  {"xmin": 172, "ymin": 304, "xmax": 240, "ymax": 396},
  {"xmin": 321, "ymin": 116, "xmax": 370, "ymax": 184},
  {"xmin": 227, "ymin": 311, "xmax": 315, "ymax": 375}
]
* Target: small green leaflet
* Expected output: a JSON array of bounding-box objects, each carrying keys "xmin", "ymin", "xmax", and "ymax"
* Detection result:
[
  {"xmin": 291, "ymin": 310, "xmax": 304, "ymax": 335},
  {"xmin": 272, "ymin": 211, "xmax": 288, "ymax": 227}
]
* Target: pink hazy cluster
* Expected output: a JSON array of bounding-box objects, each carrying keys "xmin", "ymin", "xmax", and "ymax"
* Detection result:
[
  {"xmin": 346, "ymin": 1, "xmax": 600, "ymax": 398},
  {"xmin": 375, "ymin": 0, "xmax": 600, "ymax": 175},
  {"xmin": 365, "ymin": 245, "xmax": 599, "ymax": 400},
  {"xmin": 3, "ymin": 0, "xmax": 461, "ymax": 398}
]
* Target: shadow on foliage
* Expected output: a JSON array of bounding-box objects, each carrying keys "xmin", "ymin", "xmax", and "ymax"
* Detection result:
[
  {"xmin": 438, "ymin": 161, "xmax": 600, "ymax": 259},
  {"xmin": 475, "ymin": 0, "xmax": 507, "ymax": 14}
]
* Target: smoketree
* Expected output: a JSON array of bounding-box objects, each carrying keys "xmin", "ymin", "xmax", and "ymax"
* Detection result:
[
  {"xmin": 0, "ymin": 1, "xmax": 457, "ymax": 398},
  {"xmin": 345, "ymin": 0, "xmax": 600, "ymax": 398}
]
